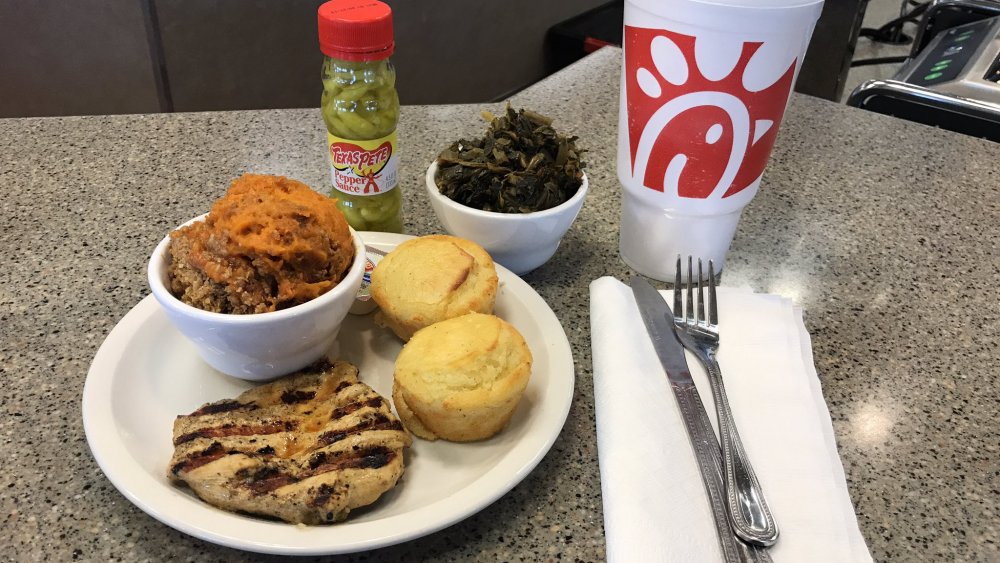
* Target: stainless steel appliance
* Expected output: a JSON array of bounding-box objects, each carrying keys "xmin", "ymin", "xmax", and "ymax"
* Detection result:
[{"xmin": 848, "ymin": 0, "xmax": 1000, "ymax": 141}]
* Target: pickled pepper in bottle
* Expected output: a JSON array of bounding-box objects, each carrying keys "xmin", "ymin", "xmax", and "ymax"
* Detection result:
[{"xmin": 317, "ymin": 0, "xmax": 402, "ymax": 232}]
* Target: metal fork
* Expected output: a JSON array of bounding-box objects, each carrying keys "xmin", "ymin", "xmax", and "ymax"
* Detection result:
[{"xmin": 673, "ymin": 256, "xmax": 779, "ymax": 547}]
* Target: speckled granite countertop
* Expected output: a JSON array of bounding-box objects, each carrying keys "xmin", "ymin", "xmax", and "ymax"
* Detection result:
[{"xmin": 1, "ymin": 47, "xmax": 997, "ymax": 562}]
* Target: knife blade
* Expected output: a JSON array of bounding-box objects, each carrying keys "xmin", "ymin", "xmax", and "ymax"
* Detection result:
[{"xmin": 630, "ymin": 276, "xmax": 772, "ymax": 563}]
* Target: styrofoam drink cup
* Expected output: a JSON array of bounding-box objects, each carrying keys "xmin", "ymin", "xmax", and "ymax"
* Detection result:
[{"xmin": 617, "ymin": 0, "xmax": 824, "ymax": 281}]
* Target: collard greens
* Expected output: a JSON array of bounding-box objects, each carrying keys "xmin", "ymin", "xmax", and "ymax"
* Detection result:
[{"xmin": 435, "ymin": 104, "xmax": 586, "ymax": 213}]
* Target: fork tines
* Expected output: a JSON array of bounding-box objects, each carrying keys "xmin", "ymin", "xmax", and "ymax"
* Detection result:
[{"xmin": 673, "ymin": 256, "xmax": 718, "ymax": 328}]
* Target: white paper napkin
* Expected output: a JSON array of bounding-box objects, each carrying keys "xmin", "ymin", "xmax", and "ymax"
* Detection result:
[{"xmin": 590, "ymin": 277, "xmax": 872, "ymax": 563}]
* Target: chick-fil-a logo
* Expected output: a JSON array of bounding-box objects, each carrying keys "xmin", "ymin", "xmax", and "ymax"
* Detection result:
[{"xmin": 623, "ymin": 26, "xmax": 796, "ymax": 200}]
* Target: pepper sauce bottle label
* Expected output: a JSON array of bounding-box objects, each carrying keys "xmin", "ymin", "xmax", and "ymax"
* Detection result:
[{"xmin": 327, "ymin": 131, "xmax": 399, "ymax": 196}]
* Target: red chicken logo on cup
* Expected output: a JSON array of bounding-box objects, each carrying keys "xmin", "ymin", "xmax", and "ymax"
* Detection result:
[{"xmin": 623, "ymin": 26, "xmax": 797, "ymax": 200}]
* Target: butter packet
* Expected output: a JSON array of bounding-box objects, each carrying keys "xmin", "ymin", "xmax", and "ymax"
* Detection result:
[{"xmin": 349, "ymin": 245, "xmax": 387, "ymax": 315}]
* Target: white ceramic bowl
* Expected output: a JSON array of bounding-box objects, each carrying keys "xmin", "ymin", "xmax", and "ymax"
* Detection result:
[
  {"xmin": 147, "ymin": 215, "xmax": 366, "ymax": 381},
  {"xmin": 425, "ymin": 162, "xmax": 588, "ymax": 275}
]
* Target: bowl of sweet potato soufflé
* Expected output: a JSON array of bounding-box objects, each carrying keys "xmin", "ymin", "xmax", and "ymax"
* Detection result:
[{"xmin": 147, "ymin": 174, "xmax": 366, "ymax": 380}]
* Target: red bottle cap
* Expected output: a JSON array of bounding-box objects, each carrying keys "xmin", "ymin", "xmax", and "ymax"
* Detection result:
[{"xmin": 318, "ymin": 0, "xmax": 394, "ymax": 61}]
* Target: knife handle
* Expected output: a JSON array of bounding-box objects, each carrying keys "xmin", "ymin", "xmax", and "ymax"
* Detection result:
[{"xmin": 673, "ymin": 382, "xmax": 764, "ymax": 563}]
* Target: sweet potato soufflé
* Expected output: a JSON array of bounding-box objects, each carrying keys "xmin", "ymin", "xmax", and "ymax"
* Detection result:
[{"xmin": 167, "ymin": 174, "xmax": 355, "ymax": 314}]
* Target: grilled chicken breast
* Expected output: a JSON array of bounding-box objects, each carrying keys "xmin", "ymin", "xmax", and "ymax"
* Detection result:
[{"xmin": 168, "ymin": 359, "xmax": 410, "ymax": 524}]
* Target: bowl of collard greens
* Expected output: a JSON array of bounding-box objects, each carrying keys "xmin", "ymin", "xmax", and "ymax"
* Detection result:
[{"xmin": 426, "ymin": 105, "xmax": 588, "ymax": 275}]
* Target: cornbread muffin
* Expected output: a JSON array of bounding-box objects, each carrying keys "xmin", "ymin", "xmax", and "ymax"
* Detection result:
[
  {"xmin": 392, "ymin": 313, "xmax": 532, "ymax": 441},
  {"xmin": 167, "ymin": 174, "xmax": 355, "ymax": 314},
  {"xmin": 370, "ymin": 235, "xmax": 498, "ymax": 340}
]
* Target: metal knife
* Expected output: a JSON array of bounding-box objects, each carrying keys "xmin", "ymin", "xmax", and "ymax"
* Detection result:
[{"xmin": 630, "ymin": 276, "xmax": 772, "ymax": 563}]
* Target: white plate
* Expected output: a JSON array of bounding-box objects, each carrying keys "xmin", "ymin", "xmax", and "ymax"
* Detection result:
[{"xmin": 82, "ymin": 232, "xmax": 574, "ymax": 555}]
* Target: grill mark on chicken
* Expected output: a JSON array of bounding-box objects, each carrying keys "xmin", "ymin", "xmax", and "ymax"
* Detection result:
[
  {"xmin": 236, "ymin": 447, "xmax": 396, "ymax": 496},
  {"xmin": 168, "ymin": 360, "xmax": 410, "ymax": 525},
  {"xmin": 171, "ymin": 442, "xmax": 227, "ymax": 475},
  {"xmin": 281, "ymin": 390, "xmax": 315, "ymax": 404},
  {"xmin": 305, "ymin": 446, "xmax": 396, "ymax": 474},
  {"xmin": 310, "ymin": 484, "xmax": 336, "ymax": 508},
  {"xmin": 308, "ymin": 446, "xmax": 398, "ymax": 478},
  {"xmin": 318, "ymin": 415, "xmax": 403, "ymax": 445},
  {"xmin": 330, "ymin": 396, "xmax": 385, "ymax": 420},
  {"xmin": 189, "ymin": 400, "xmax": 256, "ymax": 416},
  {"xmin": 333, "ymin": 380, "xmax": 355, "ymax": 393},
  {"xmin": 309, "ymin": 446, "xmax": 396, "ymax": 474},
  {"xmin": 244, "ymin": 467, "xmax": 300, "ymax": 495},
  {"xmin": 173, "ymin": 420, "xmax": 297, "ymax": 445}
]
